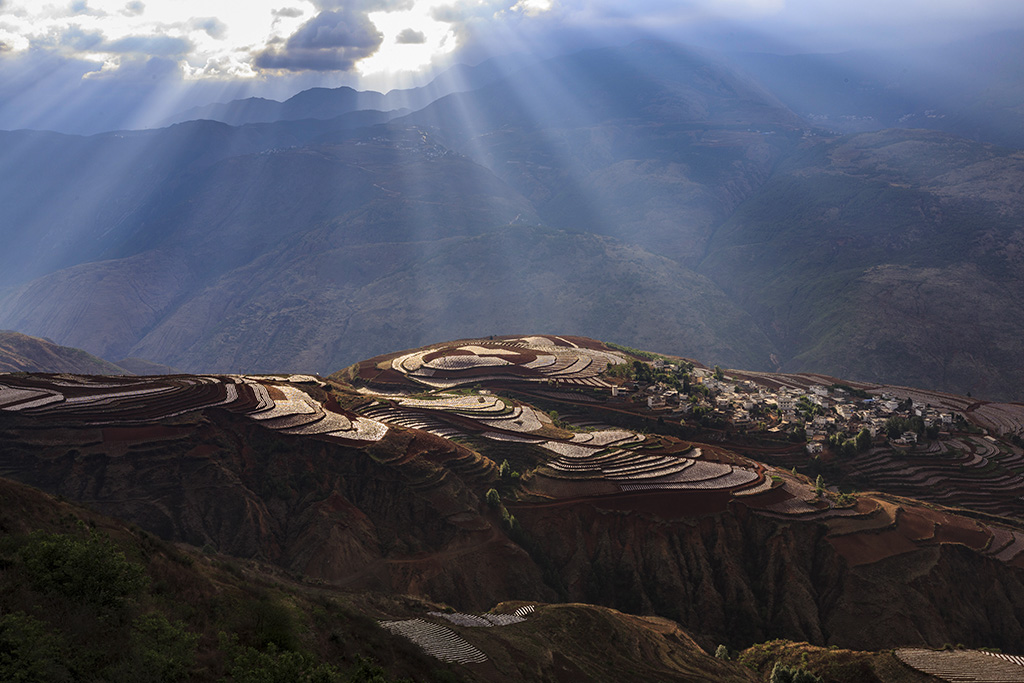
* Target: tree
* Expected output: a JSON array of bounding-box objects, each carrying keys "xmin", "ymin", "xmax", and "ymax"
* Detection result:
[
  {"xmin": 714, "ymin": 644, "xmax": 730, "ymax": 660},
  {"xmin": 814, "ymin": 474, "xmax": 824, "ymax": 492},
  {"xmin": 856, "ymin": 428, "xmax": 872, "ymax": 452},
  {"xmin": 771, "ymin": 662, "xmax": 822, "ymax": 683},
  {"xmin": 485, "ymin": 488, "xmax": 501, "ymax": 508}
]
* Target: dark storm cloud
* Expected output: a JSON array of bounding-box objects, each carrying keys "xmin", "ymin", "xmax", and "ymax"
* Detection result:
[
  {"xmin": 254, "ymin": 8, "xmax": 383, "ymax": 72},
  {"xmin": 396, "ymin": 28, "xmax": 427, "ymax": 44}
]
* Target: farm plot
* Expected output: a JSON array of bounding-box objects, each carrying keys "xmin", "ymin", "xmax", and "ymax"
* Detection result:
[
  {"xmin": 378, "ymin": 619, "xmax": 487, "ymax": 664},
  {"xmin": 972, "ymin": 403, "xmax": 1024, "ymax": 436},
  {"xmin": 896, "ymin": 648, "xmax": 1024, "ymax": 682},
  {"xmin": 380, "ymin": 336, "xmax": 626, "ymax": 389}
]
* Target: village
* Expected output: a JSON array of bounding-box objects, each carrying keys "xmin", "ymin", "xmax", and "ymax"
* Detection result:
[{"xmin": 607, "ymin": 358, "xmax": 962, "ymax": 453}]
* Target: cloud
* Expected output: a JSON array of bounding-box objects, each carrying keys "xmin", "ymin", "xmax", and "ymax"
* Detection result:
[
  {"xmin": 59, "ymin": 24, "xmax": 106, "ymax": 51},
  {"xmin": 254, "ymin": 8, "xmax": 383, "ymax": 71},
  {"xmin": 121, "ymin": 0, "xmax": 144, "ymax": 15},
  {"xmin": 69, "ymin": 0, "xmax": 106, "ymax": 17},
  {"xmin": 189, "ymin": 17, "xmax": 228, "ymax": 40},
  {"xmin": 395, "ymin": 27, "xmax": 427, "ymax": 44},
  {"xmin": 271, "ymin": 7, "xmax": 305, "ymax": 18}
]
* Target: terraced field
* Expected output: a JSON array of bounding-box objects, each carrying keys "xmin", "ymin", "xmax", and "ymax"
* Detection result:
[
  {"xmin": 846, "ymin": 437, "xmax": 1024, "ymax": 518},
  {"xmin": 0, "ymin": 373, "xmax": 389, "ymax": 443},
  {"xmin": 896, "ymin": 648, "xmax": 1024, "ymax": 682},
  {"xmin": 357, "ymin": 334, "xmax": 624, "ymax": 389}
]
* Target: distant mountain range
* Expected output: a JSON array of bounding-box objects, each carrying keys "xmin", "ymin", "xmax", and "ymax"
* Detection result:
[{"xmin": 1, "ymin": 37, "xmax": 1023, "ymax": 399}]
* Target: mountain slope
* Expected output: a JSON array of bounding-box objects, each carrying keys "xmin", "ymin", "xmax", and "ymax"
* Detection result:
[
  {"xmin": 402, "ymin": 40, "xmax": 807, "ymax": 265},
  {"xmin": 701, "ymin": 128, "xmax": 1024, "ymax": 399},
  {"xmin": 0, "ymin": 330, "xmax": 128, "ymax": 375}
]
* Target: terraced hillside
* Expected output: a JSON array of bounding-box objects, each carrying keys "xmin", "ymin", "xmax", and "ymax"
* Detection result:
[{"xmin": 6, "ymin": 334, "xmax": 1024, "ymax": 658}]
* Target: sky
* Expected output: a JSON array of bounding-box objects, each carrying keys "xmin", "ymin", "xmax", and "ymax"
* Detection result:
[{"xmin": 2, "ymin": 0, "xmax": 1024, "ymax": 134}]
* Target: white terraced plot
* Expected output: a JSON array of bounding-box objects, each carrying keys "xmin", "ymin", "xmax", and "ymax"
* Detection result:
[
  {"xmin": 424, "ymin": 355, "xmax": 511, "ymax": 370},
  {"xmin": 984, "ymin": 653, "xmax": 1024, "ymax": 669},
  {"xmin": 480, "ymin": 431, "xmax": 545, "ymax": 443},
  {"xmin": 540, "ymin": 440, "xmax": 604, "ymax": 459},
  {"xmin": 456, "ymin": 345, "xmax": 518, "ymax": 356},
  {"xmin": 427, "ymin": 611, "xmax": 527, "ymax": 627},
  {"xmin": 359, "ymin": 405, "xmax": 464, "ymax": 437},
  {"xmin": 512, "ymin": 605, "xmax": 535, "ymax": 617},
  {"xmin": 571, "ymin": 429, "xmax": 635, "ymax": 446},
  {"xmin": 523, "ymin": 354, "xmax": 556, "ymax": 368},
  {"xmin": 896, "ymin": 648, "xmax": 1024, "ymax": 682},
  {"xmin": 280, "ymin": 410, "xmax": 351, "ymax": 435},
  {"xmin": 734, "ymin": 477, "xmax": 775, "ymax": 496},
  {"xmin": 378, "ymin": 619, "xmax": 487, "ymax": 664},
  {"xmin": 0, "ymin": 386, "xmax": 63, "ymax": 410},
  {"xmin": 476, "ymin": 406, "xmax": 544, "ymax": 432},
  {"xmin": 249, "ymin": 385, "xmax": 318, "ymax": 420},
  {"xmin": 395, "ymin": 395, "xmax": 507, "ymax": 413},
  {"xmin": 617, "ymin": 465, "xmax": 759, "ymax": 491}
]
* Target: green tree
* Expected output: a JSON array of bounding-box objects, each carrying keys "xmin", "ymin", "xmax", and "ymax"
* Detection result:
[
  {"xmin": 485, "ymin": 488, "xmax": 501, "ymax": 508},
  {"xmin": 714, "ymin": 644, "xmax": 730, "ymax": 660},
  {"xmin": 19, "ymin": 530, "xmax": 146, "ymax": 611},
  {"xmin": 856, "ymin": 428, "xmax": 872, "ymax": 452}
]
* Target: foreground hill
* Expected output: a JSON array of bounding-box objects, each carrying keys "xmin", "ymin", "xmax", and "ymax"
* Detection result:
[
  {"xmin": 4, "ymin": 335, "xmax": 1024, "ymax": 666},
  {"xmin": 0, "ymin": 330, "xmax": 128, "ymax": 375},
  {"xmin": 0, "ymin": 473, "xmax": 777, "ymax": 682}
]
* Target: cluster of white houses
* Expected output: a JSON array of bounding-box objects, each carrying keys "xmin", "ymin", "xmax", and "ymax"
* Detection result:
[{"xmin": 612, "ymin": 364, "xmax": 958, "ymax": 450}]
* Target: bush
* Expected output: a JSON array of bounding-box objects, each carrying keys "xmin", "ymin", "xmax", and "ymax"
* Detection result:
[
  {"xmin": 130, "ymin": 613, "xmax": 199, "ymax": 682},
  {"xmin": 0, "ymin": 611, "xmax": 70, "ymax": 682},
  {"xmin": 222, "ymin": 634, "xmax": 342, "ymax": 683},
  {"xmin": 18, "ymin": 530, "xmax": 146, "ymax": 611}
]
